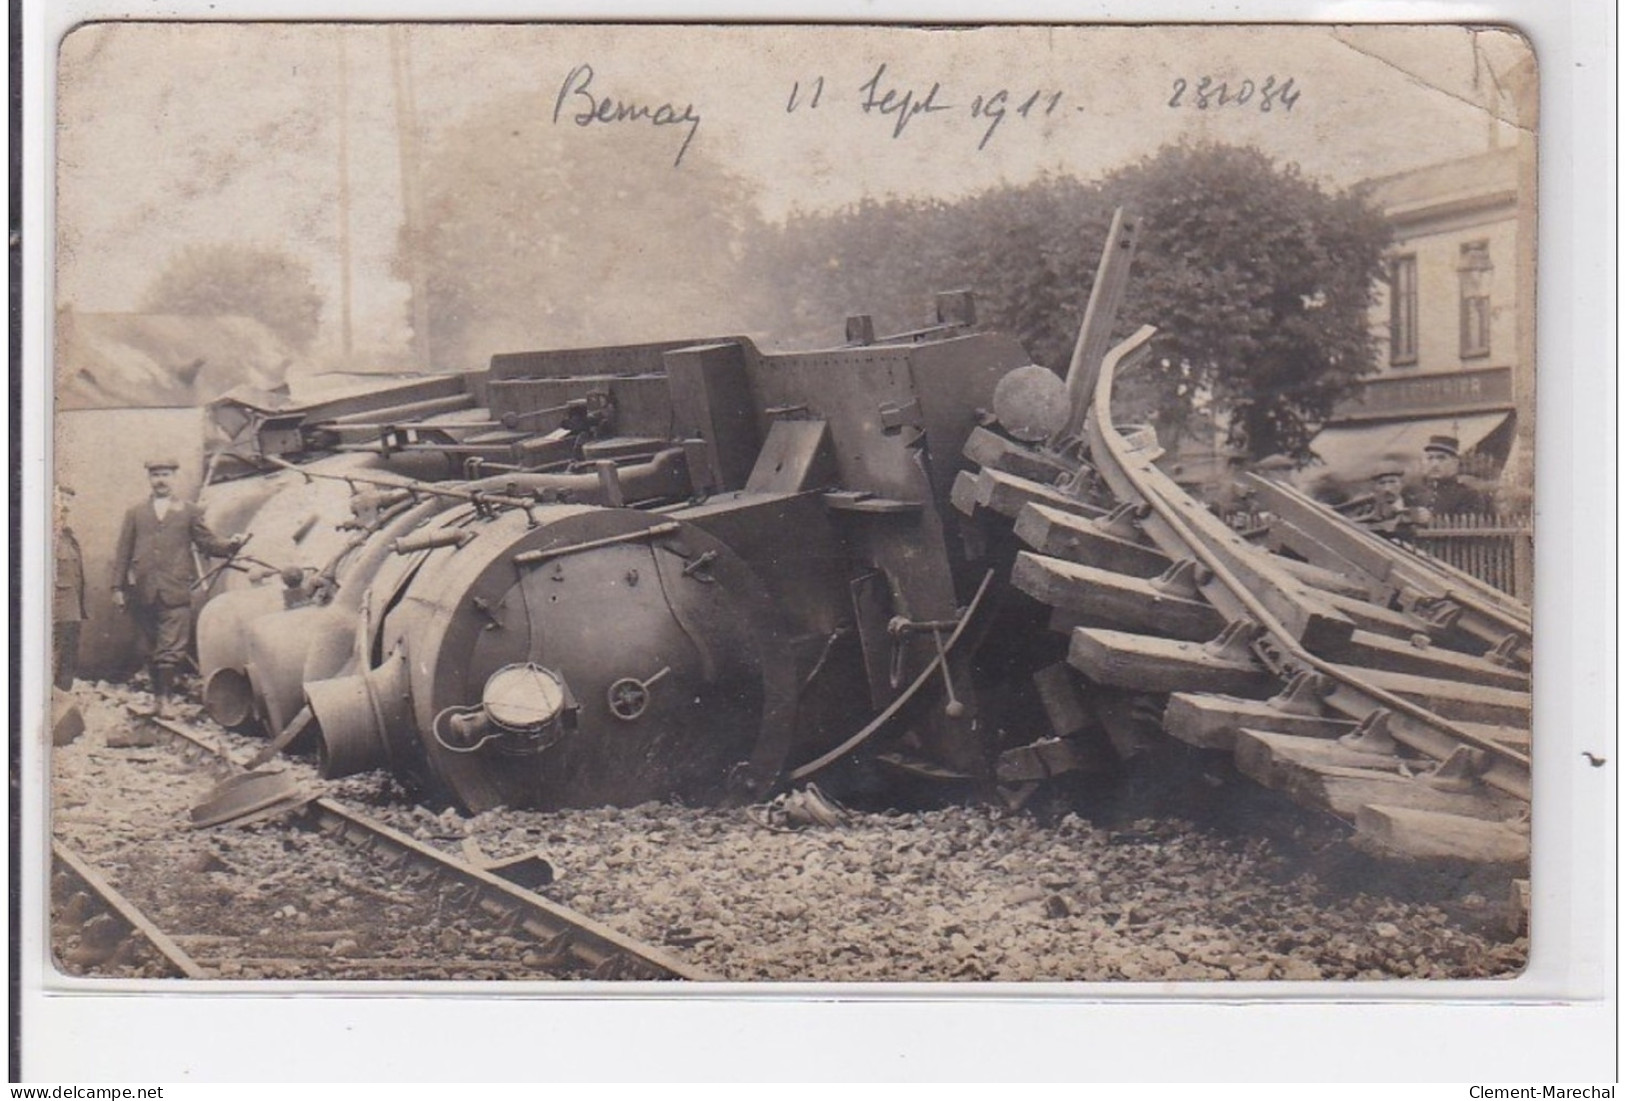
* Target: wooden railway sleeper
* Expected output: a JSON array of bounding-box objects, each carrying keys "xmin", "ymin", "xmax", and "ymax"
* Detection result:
[
  {"xmin": 592, "ymin": 953, "xmax": 635, "ymax": 981},
  {"xmin": 443, "ymin": 881, "xmax": 483, "ymax": 914}
]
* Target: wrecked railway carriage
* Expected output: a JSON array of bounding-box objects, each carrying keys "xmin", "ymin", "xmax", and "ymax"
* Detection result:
[{"xmin": 190, "ymin": 224, "xmax": 1531, "ymax": 866}]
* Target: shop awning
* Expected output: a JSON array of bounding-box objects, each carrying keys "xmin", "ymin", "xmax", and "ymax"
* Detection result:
[{"xmin": 1308, "ymin": 411, "xmax": 1511, "ymax": 480}]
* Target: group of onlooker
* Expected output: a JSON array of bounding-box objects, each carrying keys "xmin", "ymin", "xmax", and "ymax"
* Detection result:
[
  {"xmin": 1230, "ymin": 434, "xmax": 1500, "ymax": 542},
  {"xmin": 1351, "ymin": 433, "xmax": 1494, "ymax": 538}
]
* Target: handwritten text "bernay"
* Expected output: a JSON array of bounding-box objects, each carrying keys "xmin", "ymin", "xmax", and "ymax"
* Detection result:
[{"xmin": 553, "ymin": 64, "xmax": 702, "ymax": 167}]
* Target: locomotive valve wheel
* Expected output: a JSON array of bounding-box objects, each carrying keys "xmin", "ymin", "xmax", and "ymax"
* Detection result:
[{"xmin": 607, "ymin": 665, "xmax": 671, "ymax": 722}]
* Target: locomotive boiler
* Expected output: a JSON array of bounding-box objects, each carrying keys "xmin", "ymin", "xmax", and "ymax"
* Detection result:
[{"xmin": 194, "ymin": 294, "xmax": 1041, "ymax": 812}]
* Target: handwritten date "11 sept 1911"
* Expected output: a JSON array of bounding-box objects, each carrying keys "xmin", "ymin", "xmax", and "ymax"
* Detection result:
[{"xmin": 789, "ymin": 65, "xmax": 1064, "ymax": 151}]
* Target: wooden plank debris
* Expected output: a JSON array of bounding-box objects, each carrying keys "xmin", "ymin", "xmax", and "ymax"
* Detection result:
[
  {"xmin": 1355, "ymin": 803, "xmax": 1530, "ymax": 864},
  {"xmin": 1318, "ymin": 591, "xmax": 1438, "ymax": 639},
  {"xmin": 1325, "ymin": 666, "xmax": 1531, "ymax": 727},
  {"xmin": 1068, "ymin": 627, "xmax": 1275, "ymax": 695},
  {"xmin": 1013, "ymin": 502, "xmax": 1170, "ymax": 578},
  {"xmin": 1162, "ymin": 692, "xmax": 1356, "ymax": 751},
  {"xmin": 1032, "ymin": 663, "xmax": 1090, "ymax": 739},
  {"xmin": 961, "ymin": 467, "xmax": 1106, "ymax": 522},
  {"xmin": 950, "ymin": 470, "xmax": 982, "ymax": 518},
  {"xmin": 1325, "ymin": 630, "xmax": 1531, "ymax": 691},
  {"xmin": 1234, "ymin": 730, "xmax": 1523, "ymax": 822},
  {"xmin": 1013, "ymin": 552, "xmax": 1224, "ymax": 642},
  {"xmin": 963, "ymin": 427, "xmax": 1076, "ymax": 483},
  {"xmin": 1273, "ymin": 555, "xmax": 1377, "ymax": 600}
]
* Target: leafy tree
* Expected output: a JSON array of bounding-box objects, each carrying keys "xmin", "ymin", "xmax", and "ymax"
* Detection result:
[
  {"xmin": 1103, "ymin": 143, "xmax": 1390, "ymax": 458},
  {"xmin": 140, "ymin": 243, "xmax": 323, "ymax": 352},
  {"xmin": 742, "ymin": 143, "xmax": 1390, "ymax": 459},
  {"xmin": 399, "ymin": 93, "xmax": 766, "ymax": 370}
]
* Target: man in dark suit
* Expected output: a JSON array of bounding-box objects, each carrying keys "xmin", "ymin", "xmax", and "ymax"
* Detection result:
[
  {"xmin": 53, "ymin": 484, "xmax": 85, "ymax": 691},
  {"xmin": 1418, "ymin": 434, "xmax": 1493, "ymax": 517},
  {"xmin": 112, "ymin": 458, "xmax": 243, "ymax": 715}
]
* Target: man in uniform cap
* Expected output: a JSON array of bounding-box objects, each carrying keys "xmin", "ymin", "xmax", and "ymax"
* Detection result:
[
  {"xmin": 52, "ymin": 484, "xmax": 85, "ymax": 691},
  {"xmin": 1418, "ymin": 434, "xmax": 1492, "ymax": 517},
  {"xmin": 111, "ymin": 457, "xmax": 243, "ymax": 715}
]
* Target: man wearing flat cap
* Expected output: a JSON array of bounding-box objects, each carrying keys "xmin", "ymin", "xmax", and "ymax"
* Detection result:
[
  {"xmin": 1418, "ymin": 435, "xmax": 1492, "ymax": 517},
  {"xmin": 111, "ymin": 457, "xmax": 243, "ymax": 715},
  {"xmin": 1342, "ymin": 457, "xmax": 1426, "ymax": 540}
]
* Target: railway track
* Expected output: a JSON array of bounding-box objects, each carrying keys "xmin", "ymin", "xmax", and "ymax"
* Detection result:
[
  {"xmin": 51, "ymin": 707, "xmax": 712, "ymax": 981},
  {"xmin": 49, "ymin": 678, "xmax": 1530, "ymax": 984},
  {"xmin": 52, "ymin": 838, "xmax": 207, "ymax": 978},
  {"xmin": 954, "ymin": 326, "xmax": 1532, "ymax": 869}
]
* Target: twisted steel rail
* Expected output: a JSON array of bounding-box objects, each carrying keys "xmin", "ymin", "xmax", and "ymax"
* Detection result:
[{"xmin": 1082, "ymin": 327, "xmax": 1530, "ymax": 802}]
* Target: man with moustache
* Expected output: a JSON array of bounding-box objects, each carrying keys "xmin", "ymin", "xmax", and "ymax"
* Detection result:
[
  {"xmin": 111, "ymin": 458, "xmax": 243, "ymax": 716},
  {"xmin": 1417, "ymin": 434, "xmax": 1493, "ymax": 517}
]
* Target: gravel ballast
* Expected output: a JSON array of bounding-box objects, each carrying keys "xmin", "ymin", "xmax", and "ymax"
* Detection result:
[
  {"xmin": 376, "ymin": 798, "xmax": 1527, "ymax": 983},
  {"xmin": 51, "ymin": 682, "xmax": 1528, "ymax": 984}
]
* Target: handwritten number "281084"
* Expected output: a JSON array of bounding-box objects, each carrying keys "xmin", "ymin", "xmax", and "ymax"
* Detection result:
[{"xmin": 1168, "ymin": 76, "xmax": 1300, "ymax": 112}]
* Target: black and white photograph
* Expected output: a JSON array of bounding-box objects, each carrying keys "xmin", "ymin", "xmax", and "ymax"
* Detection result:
[
  {"xmin": 41, "ymin": 20, "xmax": 1549, "ymax": 992},
  {"xmin": 11, "ymin": 6, "xmax": 1614, "ymax": 1082}
]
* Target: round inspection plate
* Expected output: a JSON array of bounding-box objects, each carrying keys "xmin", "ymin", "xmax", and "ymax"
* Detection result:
[{"xmin": 483, "ymin": 664, "xmax": 567, "ymax": 731}]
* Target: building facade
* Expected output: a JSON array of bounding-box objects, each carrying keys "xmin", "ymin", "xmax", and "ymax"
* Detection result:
[{"xmin": 1309, "ymin": 142, "xmax": 1535, "ymax": 504}]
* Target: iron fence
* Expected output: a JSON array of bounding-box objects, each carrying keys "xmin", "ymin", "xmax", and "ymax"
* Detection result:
[{"xmin": 1410, "ymin": 512, "xmax": 1534, "ymax": 600}]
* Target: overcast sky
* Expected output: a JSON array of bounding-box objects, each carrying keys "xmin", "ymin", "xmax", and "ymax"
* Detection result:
[{"xmin": 55, "ymin": 22, "xmax": 1532, "ymax": 361}]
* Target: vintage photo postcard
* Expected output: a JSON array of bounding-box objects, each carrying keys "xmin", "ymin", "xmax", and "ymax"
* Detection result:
[
  {"xmin": 21, "ymin": 5, "xmax": 1620, "ymax": 1082},
  {"xmin": 42, "ymin": 20, "xmax": 1548, "ymax": 993}
]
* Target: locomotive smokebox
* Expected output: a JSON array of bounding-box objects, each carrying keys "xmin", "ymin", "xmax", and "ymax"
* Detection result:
[{"xmin": 300, "ymin": 504, "xmax": 797, "ymax": 812}]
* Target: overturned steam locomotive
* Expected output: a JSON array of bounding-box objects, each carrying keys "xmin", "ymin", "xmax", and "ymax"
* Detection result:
[{"xmin": 195, "ymin": 293, "xmax": 1047, "ymax": 813}]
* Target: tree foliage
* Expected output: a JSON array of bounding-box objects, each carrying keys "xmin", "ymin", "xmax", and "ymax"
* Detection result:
[
  {"xmin": 399, "ymin": 94, "xmax": 766, "ymax": 371},
  {"xmin": 1105, "ymin": 144, "xmax": 1391, "ymax": 456},
  {"xmin": 742, "ymin": 143, "xmax": 1391, "ymax": 459},
  {"xmin": 140, "ymin": 243, "xmax": 323, "ymax": 352}
]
